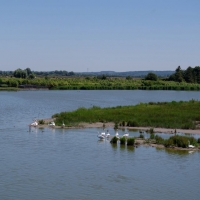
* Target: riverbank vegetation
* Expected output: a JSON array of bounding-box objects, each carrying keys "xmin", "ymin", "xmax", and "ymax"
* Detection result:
[
  {"xmin": 145, "ymin": 134, "xmax": 200, "ymax": 149},
  {"xmin": 0, "ymin": 66, "xmax": 200, "ymax": 91},
  {"xmin": 0, "ymin": 75, "xmax": 200, "ymax": 91},
  {"xmin": 52, "ymin": 100, "xmax": 200, "ymax": 130}
]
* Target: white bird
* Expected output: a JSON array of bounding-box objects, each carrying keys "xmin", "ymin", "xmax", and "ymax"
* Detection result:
[
  {"xmin": 97, "ymin": 132, "xmax": 105, "ymax": 140},
  {"xmin": 123, "ymin": 132, "xmax": 129, "ymax": 137},
  {"xmin": 188, "ymin": 141, "xmax": 195, "ymax": 148},
  {"xmin": 61, "ymin": 121, "xmax": 65, "ymax": 128},
  {"xmin": 106, "ymin": 130, "xmax": 110, "ymax": 138},
  {"xmin": 49, "ymin": 121, "xmax": 55, "ymax": 127},
  {"xmin": 101, "ymin": 131, "xmax": 105, "ymax": 136},
  {"xmin": 30, "ymin": 119, "xmax": 38, "ymax": 127},
  {"xmin": 115, "ymin": 131, "xmax": 120, "ymax": 139}
]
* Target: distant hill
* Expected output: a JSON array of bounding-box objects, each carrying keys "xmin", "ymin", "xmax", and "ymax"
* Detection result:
[
  {"xmin": 77, "ymin": 71, "xmax": 174, "ymax": 78},
  {"xmin": 0, "ymin": 70, "xmax": 174, "ymax": 78}
]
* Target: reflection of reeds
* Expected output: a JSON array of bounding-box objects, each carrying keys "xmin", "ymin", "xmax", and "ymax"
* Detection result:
[{"xmin": 53, "ymin": 100, "xmax": 200, "ymax": 130}]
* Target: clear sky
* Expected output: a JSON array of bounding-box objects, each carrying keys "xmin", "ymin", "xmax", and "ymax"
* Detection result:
[{"xmin": 0, "ymin": 0, "xmax": 200, "ymax": 72}]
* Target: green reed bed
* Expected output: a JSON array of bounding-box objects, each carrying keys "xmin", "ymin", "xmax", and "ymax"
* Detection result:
[
  {"xmin": 53, "ymin": 100, "xmax": 200, "ymax": 129},
  {"xmin": 164, "ymin": 135, "xmax": 197, "ymax": 148}
]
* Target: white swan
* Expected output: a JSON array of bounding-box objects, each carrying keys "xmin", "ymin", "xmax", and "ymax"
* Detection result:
[
  {"xmin": 61, "ymin": 121, "xmax": 65, "ymax": 128},
  {"xmin": 115, "ymin": 131, "xmax": 120, "ymax": 139},
  {"xmin": 97, "ymin": 132, "xmax": 105, "ymax": 140},
  {"xmin": 123, "ymin": 132, "xmax": 129, "ymax": 137},
  {"xmin": 188, "ymin": 141, "xmax": 195, "ymax": 148},
  {"xmin": 30, "ymin": 120, "xmax": 38, "ymax": 127},
  {"xmin": 106, "ymin": 130, "xmax": 110, "ymax": 138},
  {"xmin": 49, "ymin": 121, "xmax": 55, "ymax": 127}
]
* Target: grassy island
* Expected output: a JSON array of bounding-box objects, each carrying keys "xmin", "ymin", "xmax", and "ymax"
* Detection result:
[{"xmin": 52, "ymin": 100, "xmax": 200, "ymax": 130}]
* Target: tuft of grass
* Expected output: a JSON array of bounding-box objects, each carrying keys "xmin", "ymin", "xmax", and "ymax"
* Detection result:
[
  {"xmin": 127, "ymin": 138, "xmax": 135, "ymax": 146},
  {"xmin": 38, "ymin": 119, "xmax": 45, "ymax": 125},
  {"xmin": 120, "ymin": 137, "xmax": 126, "ymax": 145},
  {"xmin": 110, "ymin": 136, "xmax": 118, "ymax": 144}
]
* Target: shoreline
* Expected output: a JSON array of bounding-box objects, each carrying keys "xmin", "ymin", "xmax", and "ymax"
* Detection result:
[{"xmin": 35, "ymin": 120, "xmax": 200, "ymax": 135}]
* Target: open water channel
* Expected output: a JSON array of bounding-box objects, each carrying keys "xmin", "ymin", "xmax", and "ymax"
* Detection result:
[{"xmin": 0, "ymin": 90, "xmax": 200, "ymax": 200}]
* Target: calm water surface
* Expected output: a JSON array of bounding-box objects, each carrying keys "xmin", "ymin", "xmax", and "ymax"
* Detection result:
[{"xmin": 0, "ymin": 90, "xmax": 200, "ymax": 200}]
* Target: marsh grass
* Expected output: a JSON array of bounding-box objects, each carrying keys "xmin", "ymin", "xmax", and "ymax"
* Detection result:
[
  {"xmin": 110, "ymin": 136, "xmax": 118, "ymax": 144},
  {"xmin": 127, "ymin": 138, "xmax": 135, "ymax": 146},
  {"xmin": 120, "ymin": 137, "xmax": 126, "ymax": 145},
  {"xmin": 164, "ymin": 135, "xmax": 197, "ymax": 148},
  {"xmin": 53, "ymin": 100, "xmax": 200, "ymax": 129}
]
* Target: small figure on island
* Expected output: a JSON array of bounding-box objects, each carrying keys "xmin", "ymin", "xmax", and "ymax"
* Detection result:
[{"xmin": 174, "ymin": 129, "xmax": 177, "ymax": 136}]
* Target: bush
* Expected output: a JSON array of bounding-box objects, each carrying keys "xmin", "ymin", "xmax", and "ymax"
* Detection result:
[
  {"xmin": 150, "ymin": 133, "xmax": 155, "ymax": 139},
  {"xmin": 149, "ymin": 128, "xmax": 154, "ymax": 134},
  {"xmin": 155, "ymin": 135, "xmax": 165, "ymax": 144},
  {"xmin": 127, "ymin": 120, "xmax": 139, "ymax": 127},
  {"xmin": 110, "ymin": 136, "xmax": 118, "ymax": 144},
  {"xmin": 127, "ymin": 138, "xmax": 135, "ymax": 146},
  {"xmin": 38, "ymin": 119, "xmax": 45, "ymax": 125},
  {"xmin": 120, "ymin": 137, "xmax": 126, "ymax": 145},
  {"xmin": 198, "ymin": 138, "xmax": 200, "ymax": 143},
  {"xmin": 122, "ymin": 121, "xmax": 126, "ymax": 126},
  {"xmin": 139, "ymin": 133, "xmax": 144, "ymax": 139},
  {"xmin": 164, "ymin": 135, "xmax": 197, "ymax": 148},
  {"xmin": 114, "ymin": 122, "xmax": 118, "ymax": 130}
]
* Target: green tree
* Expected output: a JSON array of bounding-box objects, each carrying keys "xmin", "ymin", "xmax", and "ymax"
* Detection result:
[
  {"xmin": 13, "ymin": 68, "xmax": 27, "ymax": 78},
  {"xmin": 145, "ymin": 72, "xmax": 158, "ymax": 81}
]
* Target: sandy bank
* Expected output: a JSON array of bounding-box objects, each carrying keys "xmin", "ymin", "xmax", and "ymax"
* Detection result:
[{"xmin": 35, "ymin": 120, "xmax": 200, "ymax": 135}]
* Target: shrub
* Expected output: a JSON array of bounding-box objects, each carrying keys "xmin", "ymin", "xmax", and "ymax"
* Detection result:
[
  {"xmin": 120, "ymin": 137, "xmax": 126, "ymax": 145},
  {"xmin": 127, "ymin": 120, "xmax": 139, "ymax": 127},
  {"xmin": 149, "ymin": 128, "xmax": 154, "ymax": 134},
  {"xmin": 155, "ymin": 135, "xmax": 165, "ymax": 144},
  {"xmin": 127, "ymin": 138, "xmax": 135, "ymax": 146},
  {"xmin": 164, "ymin": 135, "xmax": 197, "ymax": 148},
  {"xmin": 114, "ymin": 122, "xmax": 118, "ymax": 130},
  {"xmin": 122, "ymin": 121, "xmax": 126, "ymax": 126},
  {"xmin": 38, "ymin": 119, "xmax": 45, "ymax": 125},
  {"xmin": 139, "ymin": 133, "xmax": 144, "ymax": 139},
  {"xmin": 150, "ymin": 133, "xmax": 155, "ymax": 139},
  {"xmin": 110, "ymin": 136, "xmax": 118, "ymax": 144},
  {"xmin": 198, "ymin": 138, "xmax": 200, "ymax": 143}
]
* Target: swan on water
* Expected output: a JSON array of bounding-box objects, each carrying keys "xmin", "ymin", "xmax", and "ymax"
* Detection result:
[
  {"xmin": 30, "ymin": 120, "xmax": 38, "ymax": 127},
  {"xmin": 106, "ymin": 130, "xmax": 110, "ymax": 138},
  {"xmin": 49, "ymin": 121, "xmax": 55, "ymax": 127},
  {"xmin": 188, "ymin": 141, "xmax": 195, "ymax": 148},
  {"xmin": 97, "ymin": 132, "xmax": 105, "ymax": 140},
  {"xmin": 123, "ymin": 132, "xmax": 129, "ymax": 137}
]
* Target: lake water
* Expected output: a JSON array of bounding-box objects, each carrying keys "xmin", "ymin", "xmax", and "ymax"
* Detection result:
[{"xmin": 0, "ymin": 90, "xmax": 200, "ymax": 200}]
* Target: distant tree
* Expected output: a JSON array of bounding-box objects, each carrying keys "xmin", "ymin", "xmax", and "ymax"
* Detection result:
[
  {"xmin": 29, "ymin": 74, "xmax": 35, "ymax": 79},
  {"xmin": 25, "ymin": 68, "xmax": 32, "ymax": 76},
  {"xmin": 184, "ymin": 66, "xmax": 194, "ymax": 83},
  {"xmin": 169, "ymin": 66, "xmax": 184, "ymax": 82},
  {"xmin": 98, "ymin": 74, "xmax": 107, "ymax": 80},
  {"xmin": 194, "ymin": 66, "xmax": 200, "ymax": 84},
  {"xmin": 13, "ymin": 68, "xmax": 27, "ymax": 78},
  {"xmin": 145, "ymin": 72, "xmax": 158, "ymax": 81},
  {"xmin": 126, "ymin": 76, "xmax": 132, "ymax": 80}
]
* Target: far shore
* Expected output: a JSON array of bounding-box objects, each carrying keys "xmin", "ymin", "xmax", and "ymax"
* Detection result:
[{"xmin": 35, "ymin": 120, "xmax": 200, "ymax": 135}]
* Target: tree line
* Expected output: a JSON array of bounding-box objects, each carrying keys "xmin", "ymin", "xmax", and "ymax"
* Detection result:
[{"xmin": 169, "ymin": 66, "xmax": 200, "ymax": 83}]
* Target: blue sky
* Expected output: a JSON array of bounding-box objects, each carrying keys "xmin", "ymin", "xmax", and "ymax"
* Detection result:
[{"xmin": 0, "ymin": 0, "xmax": 200, "ymax": 72}]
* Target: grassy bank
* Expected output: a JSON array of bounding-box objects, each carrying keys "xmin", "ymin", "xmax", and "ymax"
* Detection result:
[{"xmin": 52, "ymin": 100, "xmax": 200, "ymax": 129}]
